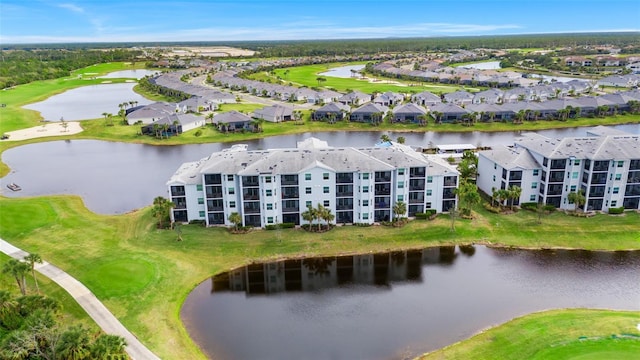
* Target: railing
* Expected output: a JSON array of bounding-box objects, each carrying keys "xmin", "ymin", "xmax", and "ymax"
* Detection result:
[
  {"xmin": 282, "ymin": 206, "xmax": 299, "ymax": 213},
  {"xmin": 206, "ymin": 192, "xmax": 223, "ymax": 199},
  {"xmin": 444, "ymin": 179, "xmax": 457, "ymax": 187},
  {"xmin": 336, "ymin": 191, "xmax": 354, "ymax": 197},
  {"xmin": 171, "ymin": 191, "xmax": 186, "ymax": 197}
]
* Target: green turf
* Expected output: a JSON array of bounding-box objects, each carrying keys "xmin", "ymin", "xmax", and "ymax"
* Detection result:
[{"xmin": 82, "ymin": 258, "xmax": 157, "ymax": 299}]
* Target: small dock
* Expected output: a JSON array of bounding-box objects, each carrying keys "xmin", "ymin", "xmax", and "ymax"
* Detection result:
[{"xmin": 6, "ymin": 183, "xmax": 21, "ymax": 191}]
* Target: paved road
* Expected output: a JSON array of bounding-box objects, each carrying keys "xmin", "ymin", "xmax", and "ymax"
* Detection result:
[{"xmin": 0, "ymin": 239, "xmax": 161, "ymax": 360}]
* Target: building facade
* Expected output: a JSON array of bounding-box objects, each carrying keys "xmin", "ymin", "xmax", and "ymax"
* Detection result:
[
  {"xmin": 167, "ymin": 138, "xmax": 459, "ymax": 227},
  {"xmin": 478, "ymin": 129, "xmax": 640, "ymax": 212}
]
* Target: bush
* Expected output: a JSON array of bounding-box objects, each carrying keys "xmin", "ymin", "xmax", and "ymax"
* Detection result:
[
  {"xmin": 520, "ymin": 202, "xmax": 538, "ymax": 211},
  {"xmin": 543, "ymin": 204, "xmax": 556, "ymax": 212},
  {"xmin": 414, "ymin": 212, "xmax": 428, "ymax": 219},
  {"xmin": 609, "ymin": 207, "xmax": 625, "ymax": 214},
  {"xmin": 194, "ymin": 129, "xmax": 202, "ymax": 137},
  {"xmin": 353, "ymin": 222, "xmax": 372, "ymax": 227},
  {"xmin": 188, "ymin": 219, "xmax": 206, "ymax": 226},
  {"xmin": 483, "ymin": 203, "xmax": 502, "ymax": 213},
  {"xmin": 265, "ymin": 222, "xmax": 296, "ymax": 230}
]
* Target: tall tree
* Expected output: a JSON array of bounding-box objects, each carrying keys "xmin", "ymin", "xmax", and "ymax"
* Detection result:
[
  {"xmin": 393, "ymin": 201, "xmax": 407, "ymax": 221},
  {"xmin": 151, "ymin": 196, "xmax": 173, "ymax": 229},
  {"xmin": 228, "ymin": 212, "xmax": 242, "ymax": 231},
  {"xmin": 23, "ymin": 253, "xmax": 43, "ymax": 294},
  {"xmin": 301, "ymin": 204, "xmax": 317, "ymax": 230},
  {"xmin": 568, "ymin": 190, "xmax": 586, "ymax": 213},
  {"xmin": 2, "ymin": 259, "xmax": 29, "ymax": 295}
]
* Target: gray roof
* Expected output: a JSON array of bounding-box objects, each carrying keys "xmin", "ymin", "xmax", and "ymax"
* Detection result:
[
  {"xmin": 392, "ymin": 103, "xmax": 427, "ymax": 115},
  {"xmin": 352, "ymin": 103, "xmax": 389, "ymax": 114},
  {"xmin": 169, "ymin": 138, "xmax": 458, "ymax": 184},
  {"xmin": 315, "ymin": 102, "xmax": 350, "ymax": 113},
  {"xmin": 479, "ymin": 146, "xmax": 541, "ymax": 170},
  {"xmin": 516, "ymin": 133, "xmax": 640, "ymax": 160},
  {"xmin": 213, "ymin": 110, "xmax": 252, "ymax": 124},
  {"xmin": 127, "ymin": 102, "xmax": 176, "ymax": 119},
  {"xmin": 252, "ymin": 104, "xmax": 293, "ymax": 119},
  {"xmin": 429, "ymin": 103, "xmax": 469, "ymax": 114}
]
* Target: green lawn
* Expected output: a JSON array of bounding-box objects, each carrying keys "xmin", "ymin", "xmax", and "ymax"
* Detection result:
[
  {"xmin": 1, "ymin": 195, "xmax": 639, "ymax": 359},
  {"xmin": 250, "ymin": 62, "xmax": 480, "ymax": 94},
  {"xmin": 418, "ymin": 309, "xmax": 640, "ymax": 360}
]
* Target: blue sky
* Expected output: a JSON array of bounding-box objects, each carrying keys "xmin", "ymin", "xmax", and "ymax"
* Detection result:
[{"xmin": 1, "ymin": 0, "xmax": 639, "ymax": 44}]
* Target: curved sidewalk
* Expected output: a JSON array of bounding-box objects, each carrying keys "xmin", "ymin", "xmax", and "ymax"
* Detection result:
[{"xmin": 0, "ymin": 239, "xmax": 160, "ymax": 360}]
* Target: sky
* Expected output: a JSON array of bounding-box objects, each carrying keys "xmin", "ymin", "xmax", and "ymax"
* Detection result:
[{"xmin": 1, "ymin": 0, "xmax": 639, "ymax": 44}]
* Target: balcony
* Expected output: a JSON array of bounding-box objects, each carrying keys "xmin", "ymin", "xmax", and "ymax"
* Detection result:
[
  {"xmin": 443, "ymin": 188, "xmax": 456, "ymax": 199},
  {"xmin": 170, "ymin": 186, "xmax": 185, "ymax": 197},
  {"xmin": 243, "ymin": 202, "xmax": 261, "ymax": 214},
  {"xmin": 630, "ymin": 160, "xmax": 640, "ymax": 171},
  {"xmin": 242, "ymin": 176, "xmax": 259, "ymax": 187},
  {"xmin": 509, "ymin": 171, "xmax": 522, "ymax": 181},
  {"xmin": 444, "ymin": 177, "xmax": 457, "ymax": 187},
  {"xmin": 588, "ymin": 185, "xmax": 605, "ymax": 198},
  {"xmin": 550, "ymin": 159, "xmax": 566, "ymax": 170},
  {"xmin": 409, "ymin": 179, "xmax": 425, "ymax": 191},
  {"xmin": 374, "ymin": 184, "xmax": 391, "ymax": 195},
  {"xmin": 625, "ymin": 184, "xmax": 640, "ymax": 196},
  {"xmin": 628, "ymin": 171, "xmax": 640, "ymax": 183},
  {"xmin": 548, "ymin": 171, "xmax": 565, "ymax": 183},
  {"xmin": 590, "ymin": 173, "xmax": 607, "ymax": 185},
  {"xmin": 336, "ymin": 184, "xmax": 354, "ymax": 197},
  {"xmin": 410, "ymin": 167, "xmax": 426, "ymax": 178},
  {"xmin": 172, "ymin": 202, "xmax": 187, "ymax": 210},
  {"xmin": 281, "ymin": 175, "xmax": 298, "ymax": 186},
  {"xmin": 375, "ymin": 171, "xmax": 392, "ymax": 183},
  {"xmin": 281, "ymin": 188, "xmax": 299, "ymax": 199},
  {"xmin": 336, "ymin": 173, "xmax": 354, "ymax": 184},
  {"xmin": 204, "ymin": 174, "xmax": 222, "ymax": 185},
  {"xmin": 593, "ymin": 161, "xmax": 609, "ymax": 172}
]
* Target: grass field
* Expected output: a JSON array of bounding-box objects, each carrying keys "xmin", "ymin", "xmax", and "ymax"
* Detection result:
[
  {"xmin": 418, "ymin": 309, "xmax": 640, "ymax": 360},
  {"xmin": 249, "ymin": 62, "xmax": 481, "ymax": 94},
  {"xmin": 0, "ymin": 195, "xmax": 639, "ymax": 359}
]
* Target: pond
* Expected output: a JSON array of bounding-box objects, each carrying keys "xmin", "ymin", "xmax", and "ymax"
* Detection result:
[
  {"xmin": 98, "ymin": 69, "xmax": 159, "ymax": 79},
  {"xmin": 181, "ymin": 245, "xmax": 640, "ymax": 360},
  {"xmin": 460, "ymin": 61, "xmax": 502, "ymax": 70},
  {"xmin": 2, "ymin": 125, "xmax": 638, "ymax": 214},
  {"xmin": 318, "ymin": 64, "xmax": 366, "ymax": 78},
  {"xmin": 22, "ymin": 83, "xmax": 153, "ymax": 121}
]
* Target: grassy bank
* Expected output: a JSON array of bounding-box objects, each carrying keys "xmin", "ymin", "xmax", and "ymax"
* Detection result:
[
  {"xmin": 419, "ymin": 309, "xmax": 640, "ymax": 360},
  {"xmin": 0, "ymin": 195, "xmax": 639, "ymax": 359}
]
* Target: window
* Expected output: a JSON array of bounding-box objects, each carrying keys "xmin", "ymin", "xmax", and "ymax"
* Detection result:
[
  {"xmin": 617, "ymin": 161, "xmax": 624, "ymax": 168},
  {"xmin": 426, "ymin": 202, "xmax": 432, "ymax": 208},
  {"xmin": 265, "ymin": 189, "xmax": 272, "ymax": 196},
  {"xmin": 362, "ymin": 213, "xmax": 369, "ymax": 220},
  {"xmin": 397, "ymin": 195, "xmax": 404, "ymax": 202},
  {"xmin": 306, "ymin": 201, "xmax": 312, "ymax": 207},
  {"xmin": 613, "ymin": 187, "xmax": 619, "ymax": 194},
  {"xmin": 323, "ymin": 186, "xmax": 330, "ymax": 194},
  {"xmin": 363, "ymin": 186, "xmax": 369, "ymax": 193},
  {"xmin": 199, "ymin": 211, "xmax": 205, "ymax": 217},
  {"xmin": 306, "ymin": 187, "xmax": 312, "ymax": 194},
  {"xmin": 196, "ymin": 184, "xmax": 203, "ymax": 191},
  {"xmin": 362, "ymin": 173, "xmax": 369, "ymax": 180},
  {"xmin": 323, "ymin": 200, "xmax": 330, "ymax": 207},
  {"xmin": 398, "ymin": 182, "xmax": 404, "ymax": 189},
  {"xmin": 267, "ymin": 217, "xmax": 274, "ymax": 224},
  {"xmin": 229, "ymin": 201, "xmax": 236, "ymax": 208},
  {"xmin": 197, "ymin": 198, "xmax": 204, "ymax": 205},
  {"xmin": 531, "ymin": 182, "xmax": 537, "ymax": 189},
  {"xmin": 533, "ymin": 169, "xmax": 539, "ymax": 176},
  {"xmin": 305, "ymin": 173, "xmax": 311, "ymax": 181},
  {"xmin": 227, "ymin": 175, "xmax": 234, "ymax": 181},
  {"xmin": 494, "ymin": 163, "xmax": 497, "ymax": 170},
  {"xmin": 615, "ymin": 173, "xmax": 622, "ymax": 181},
  {"xmin": 611, "ymin": 201, "xmax": 617, "ymax": 207},
  {"xmin": 570, "ymin": 185, "xmax": 576, "ymax": 192},
  {"xmin": 266, "ymin": 203, "xmax": 273, "ymax": 210},
  {"xmin": 363, "ymin": 200, "xmax": 369, "ymax": 207},
  {"xmin": 265, "ymin": 176, "xmax": 272, "ymax": 183},
  {"xmin": 228, "ymin": 187, "xmax": 235, "ymax": 195},
  {"xmin": 398, "ymin": 168, "xmax": 405, "ymax": 175},
  {"xmin": 323, "ymin": 173, "xmax": 329, "ymax": 180},
  {"xmin": 574, "ymin": 159, "xmax": 580, "ymax": 165},
  {"xmin": 493, "ymin": 175, "xmax": 496, "ymax": 182},
  {"xmin": 530, "ymin": 195, "xmax": 536, "ymax": 201},
  {"xmin": 427, "ymin": 176, "xmax": 433, "ymax": 183},
  {"xmin": 572, "ymin": 172, "xmax": 578, "ymax": 179},
  {"xmin": 426, "ymin": 189, "xmax": 432, "ymax": 196}
]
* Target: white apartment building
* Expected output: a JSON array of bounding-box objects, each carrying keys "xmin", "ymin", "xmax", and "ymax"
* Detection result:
[
  {"xmin": 478, "ymin": 128, "xmax": 640, "ymax": 212},
  {"xmin": 167, "ymin": 138, "xmax": 459, "ymax": 227}
]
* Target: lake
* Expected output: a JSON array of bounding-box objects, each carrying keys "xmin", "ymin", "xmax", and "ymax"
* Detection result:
[
  {"xmin": 2, "ymin": 125, "xmax": 638, "ymax": 214},
  {"xmin": 319, "ymin": 64, "xmax": 366, "ymax": 78},
  {"xmin": 181, "ymin": 245, "xmax": 640, "ymax": 360},
  {"xmin": 22, "ymin": 82, "xmax": 153, "ymax": 121},
  {"xmin": 460, "ymin": 61, "xmax": 502, "ymax": 70}
]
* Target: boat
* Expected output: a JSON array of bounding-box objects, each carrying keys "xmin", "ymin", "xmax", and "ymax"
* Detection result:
[{"xmin": 6, "ymin": 183, "xmax": 21, "ymax": 191}]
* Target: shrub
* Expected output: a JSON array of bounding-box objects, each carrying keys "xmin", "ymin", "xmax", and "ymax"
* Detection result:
[
  {"xmin": 188, "ymin": 219, "xmax": 206, "ymax": 226},
  {"xmin": 483, "ymin": 203, "xmax": 502, "ymax": 213},
  {"xmin": 194, "ymin": 129, "xmax": 202, "ymax": 137},
  {"xmin": 414, "ymin": 213, "xmax": 428, "ymax": 220},
  {"xmin": 265, "ymin": 222, "xmax": 295, "ymax": 230},
  {"xmin": 609, "ymin": 207, "xmax": 625, "ymax": 214},
  {"xmin": 543, "ymin": 204, "xmax": 556, "ymax": 212},
  {"xmin": 520, "ymin": 202, "xmax": 538, "ymax": 211}
]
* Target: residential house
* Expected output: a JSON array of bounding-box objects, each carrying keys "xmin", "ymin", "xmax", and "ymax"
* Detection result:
[
  {"xmin": 443, "ymin": 90, "xmax": 474, "ymax": 106},
  {"xmin": 373, "ymin": 92, "xmax": 405, "ymax": 107},
  {"xmin": 472, "ymin": 89, "xmax": 504, "ymax": 104},
  {"xmin": 349, "ymin": 103, "xmax": 389, "ymax": 123},
  {"xmin": 411, "ymin": 91, "xmax": 442, "ymax": 106},
  {"xmin": 428, "ymin": 103, "xmax": 469, "ymax": 123},
  {"xmin": 391, "ymin": 103, "xmax": 427, "ymax": 123},
  {"xmin": 338, "ymin": 91, "xmax": 372, "ymax": 106},
  {"xmin": 126, "ymin": 102, "xmax": 177, "ymax": 125},
  {"xmin": 140, "ymin": 113, "xmax": 204, "ymax": 136},
  {"xmin": 312, "ymin": 102, "xmax": 351, "ymax": 122},
  {"xmin": 251, "ymin": 104, "xmax": 293, "ymax": 123},
  {"xmin": 213, "ymin": 110, "xmax": 253, "ymax": 132}
]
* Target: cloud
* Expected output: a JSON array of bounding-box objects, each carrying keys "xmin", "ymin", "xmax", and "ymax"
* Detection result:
[{"xmin": 58, "ymin": 3, "xmax": 84, "ymax": 13}]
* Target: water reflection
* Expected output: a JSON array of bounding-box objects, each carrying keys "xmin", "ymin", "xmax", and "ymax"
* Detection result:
[
  {"xmin": 212, "ymin": 248, "xmax": 460, "ymax": 295},
  {"xmin": 182, "ymin": 246, "xmax": 640, "ymax": 360}
]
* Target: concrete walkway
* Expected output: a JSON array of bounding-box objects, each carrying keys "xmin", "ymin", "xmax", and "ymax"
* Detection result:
[{"xmin": 0, "ymin": 239, "xmax": 160, "ymax": 360}]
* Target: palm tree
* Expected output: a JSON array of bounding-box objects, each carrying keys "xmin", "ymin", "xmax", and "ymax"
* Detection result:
[
  {"xmin": 206, "ymin": 113, "xmax": 214, "ymax": 125},
  {"xmin": 317, "ymin": 204, "xmax": 334, "ymax": 230},
  {"xmin": 23, "ymin": 253, "xmax": 43, "ymax": 294},
  {"xmin": 152, "ymin": 196, "xmax": 174, "ymax": 229},
  {"xmin": 55, "ymin": 325, "xmax": 91, "ymax": 360},
  {"xmin": 380, "ymin": 134, "xmax": 391, "ymax": 143},
  {"xmin": 508, "ymin": 185, "xmax": 522, "ymax": 211},
  {"xmin": 316, "ymin": 76, "xmax": 326, "ymax": 87},
  {"xmin": 568, "ymin": 190, "xmax": 586, "ymax": 213},
  {"xmin": 393, "ymin": 201, "xmax": 407, "ymax": 221},
  {"xmin": 228, "ymin": 212, "xmax": 242, "ymax": 231},
  {"xmin": 251, "ymin": 118, "xmax": 264, "ymax": 133},
  {"xmin": 396, "ymin": 136, "xmax": 406, "ymax": 144},
  {"xmin": 90, "ymin": 334, "xmax": 128, "ymax": 360},
  {"xmin": 2, "ymin": 259, "xmax": 29, "ymax": 295},
  {"xmin": 301, "ymin": 204, "xmax": 317, "ymax": 230},
  {"xmin": 417, "ymin": 114, "xmax": 428, "ymax": 126}
]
